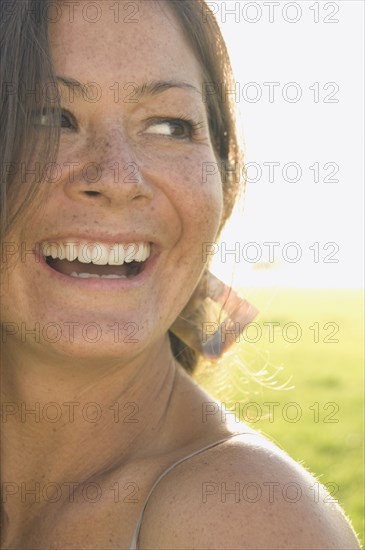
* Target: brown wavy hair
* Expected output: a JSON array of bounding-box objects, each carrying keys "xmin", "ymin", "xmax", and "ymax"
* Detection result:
[{"xmin": 0, "ymin": 0, "xmax": 244, "ymax": 373}]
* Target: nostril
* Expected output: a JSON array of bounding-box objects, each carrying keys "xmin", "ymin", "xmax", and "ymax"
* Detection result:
[{"xmin": 84, "ymin": 191, "xmax": 101, "ymax": 197}]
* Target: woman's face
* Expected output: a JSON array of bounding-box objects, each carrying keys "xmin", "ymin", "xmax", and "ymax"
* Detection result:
[{"xmin": 2, "ymin": 0, "xmax": 223, "ymax": 362}]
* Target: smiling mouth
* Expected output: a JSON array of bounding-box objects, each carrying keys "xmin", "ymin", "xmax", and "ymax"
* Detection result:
[{"xmin": 41, "ymin": 240, "xmax": 151, "ymax": 279}]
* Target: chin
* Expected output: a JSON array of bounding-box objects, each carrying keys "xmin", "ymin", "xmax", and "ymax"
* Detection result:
[
  {"xmin": 44, "ymin": 337, "xmax": 146, "ymax": 365},
  {"xmin": 2, "ymin": 306, "xmax": 158, "ymax": 363}
]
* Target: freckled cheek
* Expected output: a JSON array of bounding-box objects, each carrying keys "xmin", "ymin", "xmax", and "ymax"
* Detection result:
[{"xmin": 163, "ymin": 155, "xmax": 224, "ymax": 238}]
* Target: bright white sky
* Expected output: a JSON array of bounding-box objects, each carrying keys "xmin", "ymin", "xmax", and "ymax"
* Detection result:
[{"xmin": 208, "ymin": 0, "xmax": 364, "ymax": 288}]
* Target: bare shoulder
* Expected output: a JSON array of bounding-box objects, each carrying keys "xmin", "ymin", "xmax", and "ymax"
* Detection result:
[{"xmin": 138, "ymin": 431, "xmax": 362, "ymax": 549}]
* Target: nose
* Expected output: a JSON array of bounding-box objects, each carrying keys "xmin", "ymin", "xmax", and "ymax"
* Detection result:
[{"xmin": 63, "ymin": 126, "xmax": 154, "ymax": 206}]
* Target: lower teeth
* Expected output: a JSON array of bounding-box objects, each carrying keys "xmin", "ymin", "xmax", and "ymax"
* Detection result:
[{"xmin": 70, "ymin": 272, "xmax": 128, "ymax": 279}]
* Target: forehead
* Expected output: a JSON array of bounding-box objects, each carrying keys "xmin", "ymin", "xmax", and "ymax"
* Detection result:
[{"xmin": 48, "ymin": 0, "xmax": 203, "ymax": 88}]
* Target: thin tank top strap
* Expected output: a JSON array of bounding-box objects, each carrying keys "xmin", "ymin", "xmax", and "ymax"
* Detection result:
[{"xmin": 129, "ymin": 431, "xmax": 257, "ymax": 550}]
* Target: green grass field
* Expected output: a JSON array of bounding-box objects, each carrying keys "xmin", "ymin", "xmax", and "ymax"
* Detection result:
[{"xmin": 194, "ymin": 288, "xmax": 364, "ymax": 545}]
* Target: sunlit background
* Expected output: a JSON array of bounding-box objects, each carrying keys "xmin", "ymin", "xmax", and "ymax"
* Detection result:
[
  {"xmin": 194, "ymin": 1, "xmax": 364, "ymax": 543},
  {"xmin": 209, "ymin": 0, "xmax": 364, "ymax": 289}
]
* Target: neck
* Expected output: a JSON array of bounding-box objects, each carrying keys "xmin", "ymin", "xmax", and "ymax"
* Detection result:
[{"xmin": 0, "ymin": 335, "xmax": 177, "ymax": 531}]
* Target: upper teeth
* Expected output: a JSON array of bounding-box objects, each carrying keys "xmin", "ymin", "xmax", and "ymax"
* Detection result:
[{"xmin": 40, "ymin": 240, "xmax": 151, "ymax": 265}]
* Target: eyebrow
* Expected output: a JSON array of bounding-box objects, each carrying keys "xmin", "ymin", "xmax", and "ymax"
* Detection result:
[{"xmin": 55, "ymin": 76, "xmax": 201, "ymax": 99}]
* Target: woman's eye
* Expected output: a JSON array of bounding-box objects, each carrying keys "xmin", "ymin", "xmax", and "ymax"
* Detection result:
[
  {"xmin": 59, "ymin": 111, "xmax": 75, "ymax": 129},
  {"xmin": 33, "ymin": 109, "xmax": 76, "ymax": 130},
  {"xmin": 144, "ymin": 118, "xmax": 200, "ymax": 140}
]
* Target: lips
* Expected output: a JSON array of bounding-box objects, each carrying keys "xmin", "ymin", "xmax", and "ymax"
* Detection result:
[
  {"xmin": 39, "ymin": 239, "xmax": 153, "ymax": 280},
  {"xmin": 46, "ymin": 257, "xmax": 141, "ymax": 278}
]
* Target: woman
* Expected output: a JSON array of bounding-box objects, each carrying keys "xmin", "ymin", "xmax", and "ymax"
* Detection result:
[{"xmin": 0, "ymin": 1, "xmax": 361, "ymax": 548}]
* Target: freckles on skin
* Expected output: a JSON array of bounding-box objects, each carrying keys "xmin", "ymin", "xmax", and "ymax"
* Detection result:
[
  {"xmin": 56, "ymin": 0, "xmax": 222, "ymax": 248},
  {"xmin": 51, "ymin": 1, "xmax": 201, "ymax": 90},
  {"xmin": 165, "ymin": 168, "xmax": 223, "ymax": 271},
  {"xmin": 0, "ymin": 1, "xmax": 225, "ymax": 360},
  {"xmin": 81, "ymin": 133, "xmax": 125, "ymax": 179},
  {"xmin": 161, "ymin": 151, "xmax": 223, "ymax": 224}
]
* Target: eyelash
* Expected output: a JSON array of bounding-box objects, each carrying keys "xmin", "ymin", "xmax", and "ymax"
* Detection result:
[
  {"xmin": 32, "ymin": 108, "xmax": 78, "ymax": 131},
  {"xmin": 143, "ymin": 115, "xmax": 204, "ymax": 140},
  {"xmin": 60, "ymin": 109, "xmax": 78, "ymax": 130},
  {"xmin": 33, "ymin": 109, "xmax": 204, "ymax": 141}
]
